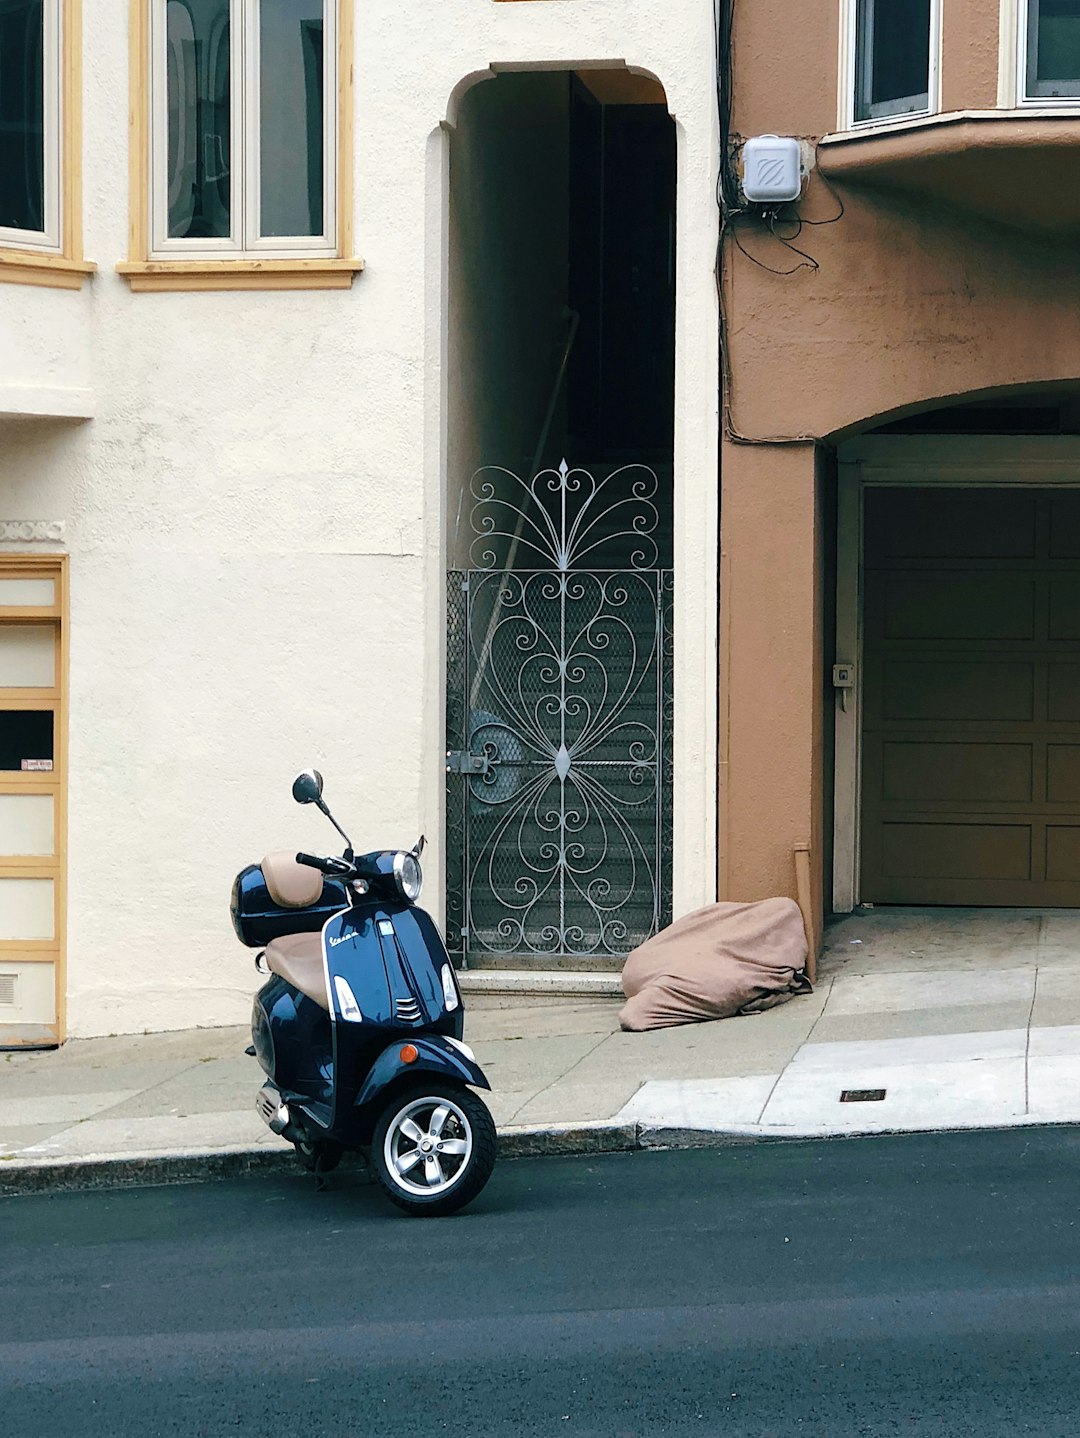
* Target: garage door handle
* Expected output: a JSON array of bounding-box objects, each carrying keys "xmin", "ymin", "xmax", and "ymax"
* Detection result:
[{"xmin": 833, "ymin": 663, "xmax": 856, "ymax": 712}]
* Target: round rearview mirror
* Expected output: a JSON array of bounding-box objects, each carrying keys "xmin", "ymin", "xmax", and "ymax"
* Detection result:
[{"xmin": 292, "ymin": 770, "xmax": 324, "ymax": 805}]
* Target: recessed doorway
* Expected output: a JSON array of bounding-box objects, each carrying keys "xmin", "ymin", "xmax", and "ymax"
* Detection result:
[{"xmin": 834, "ymin": 435, "xmax": 1080, "ymax": 912}]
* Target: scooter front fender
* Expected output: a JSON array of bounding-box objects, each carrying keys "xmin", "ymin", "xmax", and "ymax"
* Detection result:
[{"xmin": 354, "ymin": 1035, "xmax": 491, "ymax": 1110}]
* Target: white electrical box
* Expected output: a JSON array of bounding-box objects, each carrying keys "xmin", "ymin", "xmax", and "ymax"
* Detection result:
[{"xmin": 741, "ymin": 135, "xmax": 802, "ymax": 204}]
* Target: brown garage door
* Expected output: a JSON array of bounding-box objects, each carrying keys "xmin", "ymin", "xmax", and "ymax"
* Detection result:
[{"xmin": 861, "ymin": 486, "xmax": 1080, "ymax": 906}]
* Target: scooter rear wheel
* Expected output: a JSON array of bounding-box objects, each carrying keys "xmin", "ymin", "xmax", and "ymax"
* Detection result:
[{"xmin": 371, "ymin": 1083, "xmax": 496, "ymax": 1217}]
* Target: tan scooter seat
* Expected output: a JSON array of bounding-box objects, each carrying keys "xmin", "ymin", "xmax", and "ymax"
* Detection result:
[{"xmin": 265, "ymin": 931, "xmax": 329, "ymax": 1011}]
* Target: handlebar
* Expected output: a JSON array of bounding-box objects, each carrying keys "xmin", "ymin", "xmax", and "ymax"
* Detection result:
[{"xmin": 295, "ymin": 852, "xmax": 354, "ymax": 877}]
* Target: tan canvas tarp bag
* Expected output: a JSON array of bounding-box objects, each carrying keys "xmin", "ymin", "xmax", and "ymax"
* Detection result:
[{"xmin": 619, "ymin": 896, "xmax": 812, "ymax": 1032}]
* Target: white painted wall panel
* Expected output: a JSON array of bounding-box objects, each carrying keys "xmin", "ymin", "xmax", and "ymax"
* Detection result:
[
  {"xmin": 0, "ymin": 795, "xmax": 55, "ymax": 856},
  {"xmin": 0, "ymin": 961, "xmax": 56, "ymax": 1024},
  {"xmin": 0, "ymin": 627, "xmax": 54, "ymax": 687},
  {"xmin": 0, "ymin": 579, "xmax": 56, "ymax": 605},
  {"xmin": 0, "ymin": 878, "xmax": 55, "ymax": 941}
]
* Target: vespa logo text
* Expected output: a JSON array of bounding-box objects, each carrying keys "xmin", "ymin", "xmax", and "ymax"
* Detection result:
[{"xmin": 328, "ymin": 934, "xmax": 352, "ymax": 948}]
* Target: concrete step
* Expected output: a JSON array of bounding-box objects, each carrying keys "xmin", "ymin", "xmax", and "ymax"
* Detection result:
[
  {"xmin": 464, "ymin": 953, "xmax": 624, "ymax": 973},
  {"xmin": 457, "ymin": 969, "xmax": 623, "ymax": 999}
]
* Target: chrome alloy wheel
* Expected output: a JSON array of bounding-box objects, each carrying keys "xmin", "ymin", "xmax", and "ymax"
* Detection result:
[{"xmin": 383, "ymin": 1094, "xmax": 474, "ymax": 1197}]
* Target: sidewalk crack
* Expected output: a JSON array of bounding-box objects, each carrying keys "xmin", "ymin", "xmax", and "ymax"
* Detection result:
[
  {"xmin": 753, "ymin": 976, "xmax": 836, "ymax": 1125},
  {"xmin": 1024, "ymin": 964, "xmax": 1040, "ymax": 1116}
]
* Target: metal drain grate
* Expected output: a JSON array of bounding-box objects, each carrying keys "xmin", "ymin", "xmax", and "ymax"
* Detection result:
[
  {"xmin": 0, "ymin": 973, "xmax": 16, "ymax": 1007},
  {"xmin": 840, "ymin": 1088, "xmax": 886, "ymax": 1103}
]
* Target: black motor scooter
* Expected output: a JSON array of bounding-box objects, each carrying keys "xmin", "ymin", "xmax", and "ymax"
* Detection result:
[{"xmin": 231, "ymin": 770, "xmax": 496, "ymax": 1217}]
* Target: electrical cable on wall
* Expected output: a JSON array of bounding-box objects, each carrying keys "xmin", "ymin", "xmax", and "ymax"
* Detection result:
[{"xmin": 714, "ymin": 0, "xmax": 846, "ymax": 443}]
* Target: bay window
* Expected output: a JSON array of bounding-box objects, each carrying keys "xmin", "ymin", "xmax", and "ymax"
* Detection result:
[
  {"xmin": 0, "ymin": 0, "xmax": 61, "ymax": 251},
  {"xmin": 151, "ymin": 0, "xmax": 337, "ymax": 257},
  {"xmin": 1024, "ymin": 0, "xmax": 1080, "ymax": 100},
  {"xmin": 851, "ymin": 0, "xmax": 938, "ymax": 125}
]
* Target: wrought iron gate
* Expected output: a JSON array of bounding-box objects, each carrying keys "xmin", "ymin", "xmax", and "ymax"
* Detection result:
[{"xmin": 446, "ymin": 460, "xmax": 673, "ymax": 964}]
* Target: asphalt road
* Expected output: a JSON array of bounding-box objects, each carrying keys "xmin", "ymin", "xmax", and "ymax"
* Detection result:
[{"xmin": 4, "ymin": 1128, "xmax": 1080, "ymax": 1436}]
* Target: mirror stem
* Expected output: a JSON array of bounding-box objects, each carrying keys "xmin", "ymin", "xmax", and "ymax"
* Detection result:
[{"xmin": 317, "ymin": 799, "xmax": 354, "ymax": 856}]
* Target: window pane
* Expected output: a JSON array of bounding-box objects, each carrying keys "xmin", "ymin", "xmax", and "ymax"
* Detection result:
[
  {"xmin": 0, "ymin": 578, "xmax": 55, "ymax": 606},
  {"xmin": 855, "ymin": 0, "xmax": 932, "ymax": 122},
  {"xmin": 0, "ymin": 710, "xmax": 54, "ymax": 770},
  {"xmin": 0, "ymin": 794, "xmax": 54, "ymax": 855},
  {"xmin": 1030, "ymin": 0, "xmax": 1080, "ymax": 96},
  {"xmin": 0, "ymin": 877, "xmax": 54, "ymax": 941},
  {"xmin": 259, "ymin": 0, "xmax": 325, "ymax": 237},
  {"xmin": 0, "ymin": 626, "xmax": 54, "ymax": 687},
  {"xmin": 0, "ymin": 0, "xmax": 44, "ymax": 233},
  {"xmin": 166, "ymin": 0, "xmax": 231, "ymax": 238}
]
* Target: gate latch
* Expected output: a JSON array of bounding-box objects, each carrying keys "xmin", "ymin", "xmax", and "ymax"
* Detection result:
[{"xmin": 446, "ymin": 750, "xmax": 492, "ymax": 776}]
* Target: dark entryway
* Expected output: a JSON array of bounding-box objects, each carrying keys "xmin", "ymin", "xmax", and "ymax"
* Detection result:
[
  {"xmin": 568, "ymin": 76, "xmax": 676, "ymax": 460},
  {"xmin": 445, "ymin": 69, "xmax": 677, "ymax": 967}
]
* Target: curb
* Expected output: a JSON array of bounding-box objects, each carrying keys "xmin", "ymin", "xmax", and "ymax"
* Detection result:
[
  {"xmin": 0, "ymin": 1124, "xmax": 642, "ymax": 1197},
  {"xmin": 7, "ymin": 1117, "xmax": 1077, "ymax": 1197},
  {"xmin": 0, "ymin": 1146, "xmax": 302, "ymax": 1197},
  {"xmin": 497, "ymin": 1121, "xmax": 639, "ymax": 1160}
]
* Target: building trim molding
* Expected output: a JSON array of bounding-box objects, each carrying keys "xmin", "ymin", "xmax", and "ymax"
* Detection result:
[{"xmin": 116, "ymin": 258, "xmax": 365, "ymax": 292}]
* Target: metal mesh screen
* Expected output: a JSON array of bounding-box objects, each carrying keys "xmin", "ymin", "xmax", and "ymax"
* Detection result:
[{"xmin": 446, "ymin": 461, "xmax": 673, "ymax": 965}]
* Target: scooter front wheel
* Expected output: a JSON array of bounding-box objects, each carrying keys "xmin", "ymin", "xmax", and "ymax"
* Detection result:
[{"xmin": 371, "ymin": 1083, "xmax": 496, "ymax": 1217}]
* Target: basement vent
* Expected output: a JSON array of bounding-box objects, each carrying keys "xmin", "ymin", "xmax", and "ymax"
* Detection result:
[
  {"xmin": 0, "ymin": 973, "xmax": 16, "ymax": 1007},
  {"xmin": 840, "ymin": 1088, "xmax": 886, "ymax": 1104}
]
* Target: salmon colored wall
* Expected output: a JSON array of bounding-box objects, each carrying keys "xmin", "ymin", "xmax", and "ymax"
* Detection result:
[
  {"xmin": 723, "ymin": 0, "xmax": 1080, "ymax": 935},
  {"xmin": 725, "ymin": 189, "xmax": 1080, "ymax": 443},
  {"xmin": 941, "ymin": 0, "xmax": 1001, "ymax": 110},
  {"xmin": 731, "ymin": 0, "xmax": 838, "ymax": 138},
  {"xmin": 732, "ymin": 0, "xmax": 1003, "ymax": 139},
  {"xmin": 727, "ymin": 0, "xmax": 1080, "ymax": 441},
  {"xmin": 719, "ymin": 442, "xmax": 820, "ymax": 919}
]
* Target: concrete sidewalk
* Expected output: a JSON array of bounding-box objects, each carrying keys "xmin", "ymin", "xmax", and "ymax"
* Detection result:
[{"xmin": 4, "ymin": 906, "xmax": 1080, "ymax": 1193}]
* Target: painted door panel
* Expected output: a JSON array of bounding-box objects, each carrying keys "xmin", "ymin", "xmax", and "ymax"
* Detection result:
[{"xmin": 861, "ymin": 487, "xmax": 1080, "ymax": 905}]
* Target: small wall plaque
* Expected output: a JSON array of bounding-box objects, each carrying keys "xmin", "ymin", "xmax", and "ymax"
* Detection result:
[{"xmin": 0, "ymin": 521, "xmax": 65, "ymax": 542}]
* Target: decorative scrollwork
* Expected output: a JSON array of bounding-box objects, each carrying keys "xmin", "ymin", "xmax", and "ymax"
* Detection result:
[
  {"xmin": 468, "ymin": 459, "xmax": 661, "ymax": 573},
  {"xmin": 446, "ymin": 462, "xmax": 673, "ymax": 962}
]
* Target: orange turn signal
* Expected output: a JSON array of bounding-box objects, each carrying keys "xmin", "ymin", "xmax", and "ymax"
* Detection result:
[{"xmin": 400, "ymin": 1044, "xmax": 419, "ymax": 1064}]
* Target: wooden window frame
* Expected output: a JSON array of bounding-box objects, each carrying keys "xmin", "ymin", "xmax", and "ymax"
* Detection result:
[
  {"xmin": 0, "ymin": 555, "xmax": 68, "ymax": 1046},
  {"xmin": 0, "ymin": 0, "xmax": 94, "ymax": 291},
  {"xmin": 120, "ymin": 0, "xmax": 363, "ymax": 290}
]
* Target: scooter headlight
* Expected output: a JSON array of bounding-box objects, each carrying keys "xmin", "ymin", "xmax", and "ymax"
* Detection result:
[{"xmin": 393, "ymin": 850, "xmax": 423, "ymax": 903}]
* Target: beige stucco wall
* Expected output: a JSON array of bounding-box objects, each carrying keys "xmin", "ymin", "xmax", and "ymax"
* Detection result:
[
  {"xmin": 0, "ymin": 0, "xmax": 719, "ymax": 1037},
  {"xmin": 722, "ymin": 0, "xmax": 1080, "ymax": 933}
]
